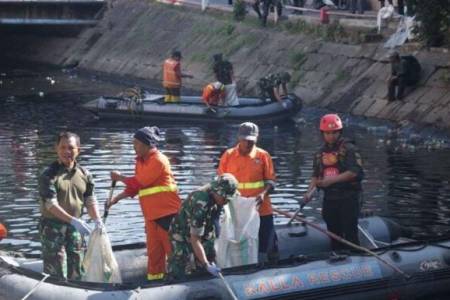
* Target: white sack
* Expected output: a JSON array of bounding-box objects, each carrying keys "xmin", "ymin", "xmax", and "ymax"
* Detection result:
[
  {"xmin": 82, "ymin": 228, "xmax": 122, "ymax": 283},
  {"xmin": 216, "ymin": 196, "xmax": 260, "ymax": 268},
  {"xmin": 377, "ymin": 4, "xmax": 394, "ymax": 33},
  {"xmin": 224, "ymin": 83, "xmax": 240, "ymax": 106}
]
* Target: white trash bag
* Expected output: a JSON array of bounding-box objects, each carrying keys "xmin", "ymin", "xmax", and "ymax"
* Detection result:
[
  {"xmin": 216, "ymin": 196, "xmax": 260, "ymax": 268},
  {"xmin": 82, "ymin": 228, "xmax": 122, "ymax": 283}
]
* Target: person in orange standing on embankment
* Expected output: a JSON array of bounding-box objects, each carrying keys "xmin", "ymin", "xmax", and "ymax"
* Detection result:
[
  {"xmin": 218, "ymin": 122, "xmax": 279, "ymax": 264},
  {"xmin": 162, "ymin": 50, "xmax": 193, "ymax": 103},
  {"xmin": 108, "ymin": 126, "xmax": 181, "ymax": 281}
]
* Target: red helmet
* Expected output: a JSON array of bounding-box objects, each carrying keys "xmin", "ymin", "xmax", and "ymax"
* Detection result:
[{"xmin": 320, "ymin": 114, "xmax": 343, "ymax": 131}]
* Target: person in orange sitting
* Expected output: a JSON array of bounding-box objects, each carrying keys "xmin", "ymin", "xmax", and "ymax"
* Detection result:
[
  {"xmin": 0, "ymin": 223, "xmax": 7, "ymax": 240},
  {"xmin": 202, "ymin": 81, "xmax": 225, "ymax": 111},
  {"xmin": 218, "ymin": 122, "xmax": 279, "ymax": 264},
  {"xmin": 162, "ymin": 50, "xmax": 193, "ymax": 103},
  {"xmin": 108, "ymin": 126, "xmax": 181, "ymax": 281}
]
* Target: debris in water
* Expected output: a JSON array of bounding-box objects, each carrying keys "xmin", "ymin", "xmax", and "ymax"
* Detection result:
[{"xmin": 38, "ymin": 92, "xmax": 44, "ymax": 97}]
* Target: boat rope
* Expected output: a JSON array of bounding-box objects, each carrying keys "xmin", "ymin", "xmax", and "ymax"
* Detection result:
[
  {"xmin": 218, "ymin": 272, "xmax": 238, "ymax": 300},
  {"xmin": 21, "ymin": 273, "xmax": 50, "ymax": 300},
  {"xmin": 273, "ymin": 208, "xmax": 411, "ymax": 280}
]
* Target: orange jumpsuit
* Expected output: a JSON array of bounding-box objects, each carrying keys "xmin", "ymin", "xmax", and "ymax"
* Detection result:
[
  {"xmin": 218, "ymin": 145, "xmax": 275, "ymax": 216},
  {"xmin": 123, "ymin": 149, "xmax": 181, "ymax": 278},
  {"xmin": 163, "ymin": 58, "xmax": 181, "ymax": 102}
]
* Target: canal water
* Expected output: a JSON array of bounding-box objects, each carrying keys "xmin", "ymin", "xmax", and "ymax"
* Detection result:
[{"xmin": 1, "ymin": 66, "xmax": 450, "ymax": 255}]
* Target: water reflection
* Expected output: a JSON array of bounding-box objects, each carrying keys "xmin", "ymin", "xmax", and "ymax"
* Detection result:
[{"xmin": 1, "ymin": 74, "xmax": 450, "ymax": 254}]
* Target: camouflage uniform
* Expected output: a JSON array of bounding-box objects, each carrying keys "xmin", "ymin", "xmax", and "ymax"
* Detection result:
[
  {"xmin": 38, "ymin": 161, "xmax": 96, "ymax": 280},
  {"xmin": 258, "ymin": 72, "xmax": 290, "ymax": 102},
  {"xmin": 167, "ymin": 174, "xmax": 238, "ymax": 280}
]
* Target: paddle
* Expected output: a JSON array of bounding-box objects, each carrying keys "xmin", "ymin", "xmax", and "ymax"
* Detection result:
[
  {"xmin": 103, "ymin": 181, "xmax": 116, "ymax": 223},
  {"xmin": 218, "ymin": 272, "xmax": 238, "ymax": 300},
  {"xmin": 287, "ymin": 187, "xmax": 317, "ymax": 226},
  {"xmin": 273, "ymin": 207, "xmax": 411, "ymax": 279}
]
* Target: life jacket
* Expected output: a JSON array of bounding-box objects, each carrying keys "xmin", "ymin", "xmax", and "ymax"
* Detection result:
[
  {"xmin": 0, "ymin": 223, "xmax": 7, "ymax": 240},
  {"xmin": 202, "ymin": 83, "xmax": 225, "ymax": 106},
  {"xmin": 163, "ymin": 58, "xmax": 181, "ymax": 88},
  {"xmin": 315, "ymin": 139, "xmax": 363, "ymax": 192}
]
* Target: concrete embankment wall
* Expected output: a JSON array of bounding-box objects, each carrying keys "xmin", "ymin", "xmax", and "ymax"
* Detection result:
[{"xmin": 4, "ymin": 0, "xmax": 450, "ymax": 128}]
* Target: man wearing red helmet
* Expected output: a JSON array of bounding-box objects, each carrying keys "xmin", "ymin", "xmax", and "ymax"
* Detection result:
[{"xmin": 304, "ymin": 114, "xmax": 364, "ymax": 251}]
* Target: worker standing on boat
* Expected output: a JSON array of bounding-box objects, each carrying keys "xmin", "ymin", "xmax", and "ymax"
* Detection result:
[
  {"xmin": 212, "ymin": 53, "xmax": 239, "ymax": 106},
  {"xmin": 218, "ymin": 122, "xmax": 279, "ymax": 264},
  {"xmin": 108, "ymin": 126, "xmax": 181, "ymax": 281},
  {"xmin": 162, "ymin": 50, "xmax": 193, "ymax": 103},
  {"xmin": 304, "ymin": 114, "xmax": 364, "ymax": 251},
  {"xmin": 202, "ymin": 81, "xmax": 225, "ymax": 110},
  {"xmin": 167, "ymin": 174, "xmax": 239, "ymax": 280},
  {"xmin": 38, "ymin": 132, "xmax": 102, "ymax": 280}
]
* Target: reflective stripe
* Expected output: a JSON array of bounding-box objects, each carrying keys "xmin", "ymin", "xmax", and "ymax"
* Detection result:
[
  {"xmin": 138, "ymin": 184, "xmax": 177, "ymax": 197},
  {"xmin": 238, "ymin": 181, "xmax": 264, "ymax": 189},
  {"xmin": 147, "ymin": 273, "xmax": 164, "ymax": 280}
]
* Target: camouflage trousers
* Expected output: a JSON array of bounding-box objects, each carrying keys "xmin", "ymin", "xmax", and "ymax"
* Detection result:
[
  {"xmin": 39, "ymin": 218, "xmax": 85, "ymax": 280},
  {"xmin": 167, "ymin": 238, "xmax": 216, "ymax": 280}
]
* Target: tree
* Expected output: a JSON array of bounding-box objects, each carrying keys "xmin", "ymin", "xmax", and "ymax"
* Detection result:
[{"xmin": 410, "ymin": 0, "xmax": 450, "ymax": 47}]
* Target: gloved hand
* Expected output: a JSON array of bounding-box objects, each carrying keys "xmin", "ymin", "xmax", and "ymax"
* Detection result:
[
  {"xmin": 94, "ymin": 219, "xmax": 105, "ymax": 234},
  {"xmin": 206, "ymin": 262, "xmax": 221, "ymax": 277},
  {"xmin": 70, "ymin": 218, "xmax": 92, "ymax": 236}
]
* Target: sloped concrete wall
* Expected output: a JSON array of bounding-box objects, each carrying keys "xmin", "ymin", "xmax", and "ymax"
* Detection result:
[{"xmin": 3, "ymin": 0, "xmax": 449, "ymax": 128}]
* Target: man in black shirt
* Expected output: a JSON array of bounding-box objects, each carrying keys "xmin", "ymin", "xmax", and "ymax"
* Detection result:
[
  {"xmin": 386, "ymin": 51, "xmax": 421, "ymax": 101},
  {"xmin": 212, "ymin": 53, "xmax": 239, "ymax": 106}
]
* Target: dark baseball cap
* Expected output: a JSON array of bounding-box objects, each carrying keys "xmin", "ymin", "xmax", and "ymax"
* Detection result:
[
  {"xmin": 134, "ymin": 126, "xmax": 162, "ymax": 146},
  {"xmin": 238, "ymin": 122, "xmax": 259, "ymax": 141}
]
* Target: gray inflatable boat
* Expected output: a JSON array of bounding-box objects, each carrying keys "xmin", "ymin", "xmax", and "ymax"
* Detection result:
[
  {"xmin": 82, "ymin": 93, "xmax": 302, "ymax": 123},
  {"xmin": 2, "ymin": 216, "xmax": 450, "ymax": 300}
]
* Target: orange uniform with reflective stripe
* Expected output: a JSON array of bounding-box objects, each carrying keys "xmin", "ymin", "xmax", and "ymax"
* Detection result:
[
  {"xmin": 124, "ymin": 149, "xmax": 181, "ymax": 276},
  {"xmin": 163, "ymin": 58, "xmax": 181, "ymax": 89},
  {"xmin": 130, "ymin": 150, "xmax": 181, "ymax": 220},
  {"xmin": 202, "ymin": 84, "xmax": 225, "ymax": 106},
  {"xmin": 218, "ymin": 145, "xmax": 276, "ymax": 216},
  {"xmin": 0, "ymin": 223, "xmax": 6, "ymax": 240}
]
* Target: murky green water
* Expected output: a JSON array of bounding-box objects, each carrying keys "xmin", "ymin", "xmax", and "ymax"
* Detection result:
[{"xmin": 1, "ymin": 67, "xmax": 450, "ymax": 255}]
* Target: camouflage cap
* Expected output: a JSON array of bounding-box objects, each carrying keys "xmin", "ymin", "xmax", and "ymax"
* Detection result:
[{"xmin": 210, "ymin": 173, "xmax": 239, "ymax": 201}]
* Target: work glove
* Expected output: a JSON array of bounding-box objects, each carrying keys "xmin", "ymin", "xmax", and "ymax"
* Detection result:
[
  {"xmin": 70, "ymin": 218, "xmax": 92, "ymax": 236},
  {"xmin": 206, "ymin": 262, "xmax": 221, "ymax": 277},
  {"xmin": 94, "ymin": 219, "xmax": 105, "ymax": 234}
]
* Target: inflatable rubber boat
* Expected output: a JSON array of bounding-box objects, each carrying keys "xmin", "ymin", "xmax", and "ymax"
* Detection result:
[
  {"xmin": 82, "ymin": 93, "xmax": 302, "ymax": 123},
  {"xmin": 1, "ymin": 216, "xmax": 450, "ymax": 300}
]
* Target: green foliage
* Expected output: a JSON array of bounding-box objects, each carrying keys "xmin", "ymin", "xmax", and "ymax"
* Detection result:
[
  {"xmin": 233, "ymin": 0, "xmax": 247, "ymax": 21},
  {"xmin": 281, "ymin": 19, "xmax": 354, "ymax": 43},
  {"xmin": 216, "ymin": 23, "xmax": 236, "ymax": 35},
  {"xmin": 410, "ymin": 0, "xmax": 450, "ymax": 47},
  {"xmin": 335, "ymin": 69, "xmax": 350, "ymax": 81},
  {"xmin": 289, "ymin": 70, "xmax": 304, "ymax": 87},
  {"xmin": 440, "ymin": 70, "xmax": 450, "ymax": 83},
  {"xmin": 290, "ymin": 51, "xmax": 307, "ymax": 69}
]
